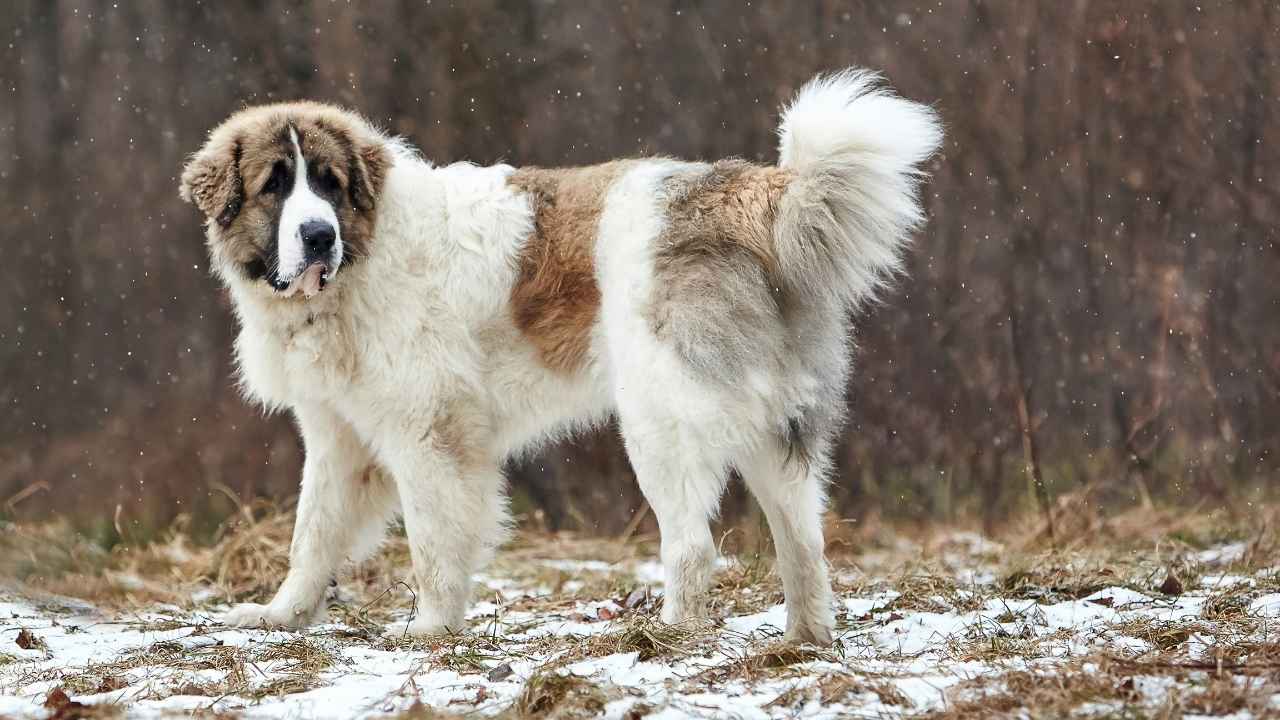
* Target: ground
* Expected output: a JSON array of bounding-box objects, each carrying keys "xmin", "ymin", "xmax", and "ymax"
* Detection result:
[{"xmin": 1, "ymin": 503, "xmax": 1278, "ymax": 719}]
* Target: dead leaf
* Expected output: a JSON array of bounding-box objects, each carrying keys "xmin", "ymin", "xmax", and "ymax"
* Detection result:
[
  {"xmin": 1117, "ymin": 676, "xmax": 1137, "ymax": 698},
  {"xmin": 94, "ymin": 675, "xmax": 128, "ymax": 694},
  {"xmin": 624, "ymin": 702, "xmax": 655, "ymax": 719},
  {"xmin": 173, "ymin": 682, "xmax": 208, "ymax": 697},
  {"xmin": 43, "ymin": 687, "xmax": 91, "ymax": 720},
  {"xmin": 487, "ymin": 662, "xmax": 514, "ymax": 682},
  {"xmin": 43, "ymin": 688, "xmax": 72, "ymax": 710},
  {"xmin": 624, "ymin": 588, "xmax": 648, "ymax": 609},
  {"xmin": 16, "ymin": 628, "xmax": 44, "ymax": 650}
]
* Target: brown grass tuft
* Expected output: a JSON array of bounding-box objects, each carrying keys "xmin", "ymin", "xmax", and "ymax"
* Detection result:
[
  {"xmin": 514, "ymin": 669, "xmax": 610, "ymax": 719},
  {"xmin": 698, "ymin": 640, "xmax": 835, "ymax": 684},
  {"xmin": 930, "ymin": 664, "xmax": 1139, "ymax": 719},
  {"xmin": 580, "ymin": 615, "xmax": 701, "ymax": 662},
  {"xmin": 817, "ymin": 673, "xmax": 911, "ymax": 707}
]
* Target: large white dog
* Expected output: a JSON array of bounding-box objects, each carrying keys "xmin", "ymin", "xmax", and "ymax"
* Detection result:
[{"xmin": 180, "ymin": 69, "xmax": 941, "ymax": 644}]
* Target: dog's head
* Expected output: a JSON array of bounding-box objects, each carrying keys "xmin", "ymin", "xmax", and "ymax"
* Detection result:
[{"xmin": 181, "ymin": 102, "xmax": 391, "ymax": 298}]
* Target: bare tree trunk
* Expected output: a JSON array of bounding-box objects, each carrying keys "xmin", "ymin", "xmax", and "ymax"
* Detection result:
[{"xmin": 1006, "ymin": 274, "xmax": 1055, "ymax": 546}]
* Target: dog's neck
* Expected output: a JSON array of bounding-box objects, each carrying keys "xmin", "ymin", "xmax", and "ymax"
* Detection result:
[{"xmin": 228, "ymin": 270, "xmax": 354, "ymax": 339}]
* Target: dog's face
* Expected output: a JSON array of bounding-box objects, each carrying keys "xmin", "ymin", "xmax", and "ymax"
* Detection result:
[{"xmin": 180, "ymin": 102, "xmax": 390, "ymax": 298}]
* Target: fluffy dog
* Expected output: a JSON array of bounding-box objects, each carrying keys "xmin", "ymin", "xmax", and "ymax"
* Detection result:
[{"xmin": 180, "ymin": 69, "xmax": 941, "ymax": 644}]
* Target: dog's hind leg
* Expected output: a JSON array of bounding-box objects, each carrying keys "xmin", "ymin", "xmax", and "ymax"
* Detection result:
[
  {"xmin": 618, "ymin": 404, "xmax": 731, "ymax": 625},
  {"xmin": 738, "ymin": 430, "xmax": 836, "ymax": 645},
  {"xmin": 224, "ymin": 403, "xmax": 397, "ymax": 629}
]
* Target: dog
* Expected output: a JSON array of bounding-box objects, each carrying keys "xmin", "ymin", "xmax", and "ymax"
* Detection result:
[{"xmin": 180, "ymin": 69, "xmax": 941, "ymax": 644}]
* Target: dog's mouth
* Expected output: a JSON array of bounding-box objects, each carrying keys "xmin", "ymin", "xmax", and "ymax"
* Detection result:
[{"xmin": 270, "ymin": 261, "xmax": 330, "ymax": 298}]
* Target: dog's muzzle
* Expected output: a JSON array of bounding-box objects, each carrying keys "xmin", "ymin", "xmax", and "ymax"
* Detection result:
[{"xmin": 273, "ymin": 220, "xmax": 339, "ymax": 298}]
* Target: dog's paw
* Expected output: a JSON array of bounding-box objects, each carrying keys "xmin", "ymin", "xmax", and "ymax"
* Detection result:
[
  {"xmin": 659, "ymin": 600, "xmax": 709, "ymax": 627},
  {"xmin": 222, "ymin": 602, "xmax": 316, "ymax": 630},
  {"xmin": 784, "ymin": 617, "xmax": 835, "ymax": 646},
  {"xmin": 658, "ymin": 613, "xmax": 716, "ymax": 634}
]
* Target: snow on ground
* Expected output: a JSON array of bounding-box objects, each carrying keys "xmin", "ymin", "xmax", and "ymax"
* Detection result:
[{"xmin": 1, "ymin": 531, "xmax": 1279, "ymax": 718}]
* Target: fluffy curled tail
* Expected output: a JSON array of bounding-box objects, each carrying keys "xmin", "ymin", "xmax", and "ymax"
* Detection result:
[{"xmin": 774, "ymin": 69, "xmax": 943, "ymax": 308}]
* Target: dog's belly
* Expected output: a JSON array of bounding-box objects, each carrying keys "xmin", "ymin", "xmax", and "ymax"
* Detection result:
[{"xmin": 479, "ymin": 330, "xmax": 615, "ymax": 460}]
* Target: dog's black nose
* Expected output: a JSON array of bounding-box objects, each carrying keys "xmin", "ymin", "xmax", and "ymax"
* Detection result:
[{"xmin": 300, "ymin": 220, "xmax": 336, "ymax": 256}]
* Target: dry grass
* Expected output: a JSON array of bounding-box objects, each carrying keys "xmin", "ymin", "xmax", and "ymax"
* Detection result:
[
  {"xmin": 697, "ymin": 640, "xmax": 836, "ymax": 684},
  {"xmin": 934, "ymin": 652, "xmax": 1280, "ymax": 719},
  {"xmin": 579, "ymin": 614, "xmax": 703, "ymax": 662},
  {"xmin": 708, "ymin": 554, "xmax": 784, "ymax": 617},
  {"xmin": 887, "ymin": 567, "xmax": 988, "ymax": 613},
  {"xmin": 0, "ymin": 500, "xmax": 298, "ymax": 609},
  {"xmin": 816, "ymin": 673, "xmax": 911, "ymax": 708},
  {"xmin": 1000, "ymin": 560, "xmax": 1138, "ymax": 603},
  {"xmin": 3, "ymin": 499, "xmax": 1279, "ymax": 716},
  {"xmin": 512, "ymin": 669, "xmax": 612, "ymax": 719},
  {"xmin": 16, "ymin": 630, "xmax": 354, "ymax": 706},
  {"xmin": 946, "ymin": 625, "xmax": 1047, "ymax": 664},
  {"xmin": 1108, "ymin": 617, "xmax": 1204, "ymax": 653},
  {"xmin": 928, "ymin": 663, "xmax": 1143, "ymax": 719},
  {"xmin": 253, "ymin": 636, "xmax": 340, "ymax": 677},
  {"xmin": 21, "ymin": 641, "xmax": 252, "ymax": 702}
]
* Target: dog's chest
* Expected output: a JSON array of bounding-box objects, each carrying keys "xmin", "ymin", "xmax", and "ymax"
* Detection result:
[{"xmin": 238, "ymin": 312, "xmax": 358, "ymax": 406}]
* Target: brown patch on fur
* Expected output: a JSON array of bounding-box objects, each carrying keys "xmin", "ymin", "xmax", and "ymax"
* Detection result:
[
  {"xmin": 645, "ymin": 160, "xmax": 796, "ymax": 381},
  {"xmin": 181, "ymin": 102, "xmax": 391, "ymax": 288},
  {"xmin": 507, "ymin": 162, "xmax": 631, "ymax": 373},
  {"xmin": 427, "ymin": 403, "xmax": 492, "ymax": 474},
  {"xmin": 655, "ymin": 160, "xmax": 793, "ymax": 278}
]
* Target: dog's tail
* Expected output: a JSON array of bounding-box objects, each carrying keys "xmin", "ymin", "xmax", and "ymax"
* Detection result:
[{"xmin": 774, "ymin": 69, "xmax": 943, "ymax": 308}]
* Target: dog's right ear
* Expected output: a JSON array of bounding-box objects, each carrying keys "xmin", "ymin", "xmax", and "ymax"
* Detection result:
[{"xmin": 180, "ymin": 132, "xmax": 244, "ymax": 228}]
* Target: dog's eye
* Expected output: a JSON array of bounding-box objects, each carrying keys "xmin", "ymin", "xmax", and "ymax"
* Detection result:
[
  {"xmin": 315, "ymin": 168, "xmax": 341, "ymax": 196},
  {"xmin": 262, "ymin": 161, "xmax": 288, "ymax": 195}
]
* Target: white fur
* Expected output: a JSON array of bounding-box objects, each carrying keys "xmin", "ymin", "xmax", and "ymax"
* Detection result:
[
  {"xmin": 778, "ymin": 69, "xmax": 942, "ymax": 172},
  {"xmin": 220, "ymin": 68, "xmax": 940, "ymax": 645},
  {"xmin": 276, "ymin": 127, "xmax": 343, "ymax": 281},
  {"xmin": 775, "ymin": 69, "xmax": 944, "ymax": 309}
]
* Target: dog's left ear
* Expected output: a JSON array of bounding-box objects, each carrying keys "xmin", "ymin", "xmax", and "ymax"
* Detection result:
[
  {"xmin": 348, "ymin": 134, "xmax": 392, "ymax": 213},
  {"xmin": 180, "ymin": 131, "xmax": 243, "ymax": 227}
]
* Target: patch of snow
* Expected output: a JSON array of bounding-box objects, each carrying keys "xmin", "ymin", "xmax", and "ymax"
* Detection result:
[
  {"xmin": 1195, "ymin": 542, "xmax": 1248, "ymax": 566},
  {"xmin": 892, "ymin": 674, "xmax": 958, "ymax": 713},
  {"xmin": 724, "ymin": 603, "xmax": 788, "ymax": 637},
  {"xmin": 1249, "ymin": 593, "xmax": 1280, "ymax": 618},
  {"xmin": 539, "ymin": 558, "xmax": 616, "ymax": 574},
  {"xmin": 1084, "ymin": 586, "xmax": 1151, "ymax": 607}
]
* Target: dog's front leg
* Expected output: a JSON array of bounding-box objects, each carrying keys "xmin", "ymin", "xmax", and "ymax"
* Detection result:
[
  {"xmin": 224, "ymin": 403, "xmax": 396, "ymax": 629},
  {"xmin": 380, "ymin": 418, "xmax": 508, "ymax": 637}
]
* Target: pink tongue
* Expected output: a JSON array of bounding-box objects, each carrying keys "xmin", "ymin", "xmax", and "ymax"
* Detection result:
[{"xmin": 298, "ymin": 263, "xmax": 325, "ymax": 298}]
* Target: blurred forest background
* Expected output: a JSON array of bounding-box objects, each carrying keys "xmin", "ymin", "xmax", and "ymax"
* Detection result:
[{"xmin": 1, "ymin": 1, "xmax": 1277, "ymax": 544}]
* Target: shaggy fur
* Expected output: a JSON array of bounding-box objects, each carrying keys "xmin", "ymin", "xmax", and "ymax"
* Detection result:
[
  {"xmin": 180, "ymin": 68, "xmax": 942, "ymax": 644},
  {"xmin": 649, "ymin": 161, "xmax": 794, "ymax": 383}
]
